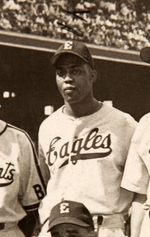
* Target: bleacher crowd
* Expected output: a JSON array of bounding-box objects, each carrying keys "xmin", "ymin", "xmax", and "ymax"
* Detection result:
[{"xmin": 0, "ymin": 0, "xmax": 150, "ymax": 51}]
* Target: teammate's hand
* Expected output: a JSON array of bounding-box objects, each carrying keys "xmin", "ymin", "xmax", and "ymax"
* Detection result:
[
  {"xmin": 124, "ymin": 215, "xmax": 130, "ymax": 237},
  {"xmin": 143, "ymin": 203, "xmax": 150, "ymax": 210}
]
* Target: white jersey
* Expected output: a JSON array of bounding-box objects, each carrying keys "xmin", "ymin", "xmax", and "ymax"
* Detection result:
[
  {"xmin": 38, "ymin": 103, "xmax": 137, "ymax": 223},
  {"xmin": 121, "ymin": 113, "xmax": 150, "ymax": 196},
  {"xmin": 0, "ymin": 120, "xmax": 46, "ymax": 222}
]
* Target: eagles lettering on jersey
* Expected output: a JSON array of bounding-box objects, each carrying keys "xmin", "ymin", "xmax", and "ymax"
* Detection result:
[{"xmin": 46, "ymin": 127, "xmax": 112, "ymax": 167}]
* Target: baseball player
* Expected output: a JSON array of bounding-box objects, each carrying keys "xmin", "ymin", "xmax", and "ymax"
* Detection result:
[
  {"xmin": 121, "ymin": 47, "xmax": 150, "ymax": 237},
  {"xmin": 0, "ymin": 119, "xmax": 46, "ymax": 237},
  {"xmin": 38, "ymin": 40, "xmax": 137, "ymax": 237},
  {"xmin": 47, "ymin": 200, "xmax": 96, "ymax": 237}
]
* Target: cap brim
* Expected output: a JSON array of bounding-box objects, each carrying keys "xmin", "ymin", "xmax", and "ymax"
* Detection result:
[
  {"xmin": 140, "ymin": 47, "xmax": 150, "ymax": 63},
  {"xmin": 51, "ymin": 51, "xmax": 89, "ymax": 66},
  {"xmin": 47, "ymin": 217, "xmax": 91, "ymax": 232}
]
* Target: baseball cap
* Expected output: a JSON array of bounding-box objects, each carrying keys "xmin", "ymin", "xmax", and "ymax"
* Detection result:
[
  {"xmin": 140, "ymin": 47, "xmax": 150, "ymax": 63},
  {"xmin": 51, "ymin": 40, "xmax": 95, "ymax": 69},
  {"xmin": 47, "ymin": 200, "xmax": 94, "ymax": 232}
]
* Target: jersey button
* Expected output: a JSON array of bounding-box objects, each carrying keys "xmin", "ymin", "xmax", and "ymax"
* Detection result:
[{"xmin": 74, "ymin": 136, "xmax": 78, "ymax": 139}]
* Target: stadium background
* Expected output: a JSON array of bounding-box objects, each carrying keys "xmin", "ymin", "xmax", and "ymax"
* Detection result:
[{"xmin": 0, "ymin": 0, "xmax": 150, "ymax": 145}]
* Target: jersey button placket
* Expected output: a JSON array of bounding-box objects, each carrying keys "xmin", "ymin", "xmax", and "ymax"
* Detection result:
[
  {"xmin": 68, "ymin": 120, "xmax": 78, "ymax": 165},
  {"xmin": 70, "ymin": 119, "xmax": 82, "ymax": 165}
]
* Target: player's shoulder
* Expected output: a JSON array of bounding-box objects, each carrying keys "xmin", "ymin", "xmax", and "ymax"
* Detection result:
[
  {"xmin": 130, "ymin": 113, "xmax": 150, "ymax": 155},
  {"xmin": 105, "ymin": 104, "xmax": 137, "ymax": 127},
  {"xmin": 139, "ymin": 112, "xmax": 150, "ymax": 125},
  {"xmin": 134, "ymin": 113, "xmax": 150, "ymax": 137},
  {"xmin": 0, "ymin": 119, "xmax": 32, "ymax": 144},
  {"xmin": 0, "ymin": 120, "xmax": 7, "ymax": 134},
  {"xmin": 39, "ymin": 106, "xmax": 63, "ymax": 130}
]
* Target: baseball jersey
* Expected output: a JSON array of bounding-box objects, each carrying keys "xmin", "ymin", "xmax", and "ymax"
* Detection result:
[
  {"xmin": 38, "ymin": 103, "xmax": 137, "ymax": 223},
  {"xmin": 121, "ymin": 113, "xmax": 150, "ymax": 197},
  {"xmin": 0, "ymin": 120, "xmax": 46, "ymax": 223}
]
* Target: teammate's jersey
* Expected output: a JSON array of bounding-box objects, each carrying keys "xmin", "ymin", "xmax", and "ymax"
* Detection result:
[
  {"xmin": 0, "ymin": 120, "xmax": 46, "ymax": 222},
  {"xmin": 121, "ymin": 113, "xmax": 150, "ymax": 196},
  {"xmin": 38, "ymin": 103, "xmax": 137, "ymax": 223}
]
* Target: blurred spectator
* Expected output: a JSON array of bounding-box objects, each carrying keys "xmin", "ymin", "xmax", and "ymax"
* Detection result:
[{"xmin": 1, "ymin": 0, "xmax": 150, "ymax": 50}]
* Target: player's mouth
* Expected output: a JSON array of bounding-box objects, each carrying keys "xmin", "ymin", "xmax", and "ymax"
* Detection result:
[{"xmin": 64, "ymin": 86, "xmax": 75, "ymax": 92}]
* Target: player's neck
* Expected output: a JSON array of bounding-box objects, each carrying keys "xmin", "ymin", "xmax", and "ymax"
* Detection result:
[{"xmin": 64, "ymin": 98, "xmax": 102, "ymax": 118}]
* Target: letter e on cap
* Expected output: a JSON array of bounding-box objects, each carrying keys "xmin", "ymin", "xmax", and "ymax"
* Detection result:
[
  {"xmin": 60, "ymin": 202, "xmax": 70, "ymax": 214},
  {"xmin": 64, "ymin": 41, "xmax": 73, "ymax": 50}
]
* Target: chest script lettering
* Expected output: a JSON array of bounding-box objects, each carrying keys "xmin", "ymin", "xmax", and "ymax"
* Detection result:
[
  {"xmin": 0, "ymin": 162, "xmax": 15, "ymax": 187},
  {"xmin": 47, "ymin": 128, "xmax": 112, "ymax": 166}
]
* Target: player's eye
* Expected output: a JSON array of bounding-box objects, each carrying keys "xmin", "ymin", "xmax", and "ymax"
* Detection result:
[
  {"xmin": 72, "ymin": 69, "xmax": 81, "ymax": 75},
  {"xmin": 56, "ymin": 70, "xmax": 65, "ymax": 77}
]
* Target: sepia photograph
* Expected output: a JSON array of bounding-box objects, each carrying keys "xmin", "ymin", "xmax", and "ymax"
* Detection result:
[{"xmin": 0, "ymin": 1, "xmax": 150, "ymax": 237}]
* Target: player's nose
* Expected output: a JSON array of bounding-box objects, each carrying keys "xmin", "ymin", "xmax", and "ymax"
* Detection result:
[{"xmin": 64, "ymin": 73, "xmax": 73, "ymax": 83}]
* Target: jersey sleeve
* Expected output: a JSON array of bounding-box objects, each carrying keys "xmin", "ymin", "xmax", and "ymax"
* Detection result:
[
  {"xmin": 38, "ymin": 142, "xmax": 50, "ymax": 187},
  {"xmin": 38, "ymin": 122, "xmax": 50, "ymax": 188},
  {"xmin": 18, "ymin": 132, "xmax": 46, "ymax": 212},
  {"xmin": 121, "ymin": 114, "xmax": 150, "ymax": 194}
]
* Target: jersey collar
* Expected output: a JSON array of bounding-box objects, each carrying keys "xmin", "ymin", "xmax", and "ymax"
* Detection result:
[{"xmin": 0, "ymin": 120, "xmax": 7, "ymax": 134}]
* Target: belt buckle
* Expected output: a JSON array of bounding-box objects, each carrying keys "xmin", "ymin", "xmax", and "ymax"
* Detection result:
[{"xmin": 98, "ymin": 216, "xmax": 103, "ymax": 225}]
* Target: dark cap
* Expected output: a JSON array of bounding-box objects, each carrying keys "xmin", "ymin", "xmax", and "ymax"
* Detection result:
[
  {"xmin": 47, "ymin": 200, "xmax": 94, "ymax": 232},
  {"xmin": 51, "ymin": 40, "xmax": 95, "ymax": 69},
  {"xmin": 140, "ymin": 47, "xmax": 150, "ymax": 63}
]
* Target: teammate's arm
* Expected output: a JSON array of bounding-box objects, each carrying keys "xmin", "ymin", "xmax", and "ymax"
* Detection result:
[
  {"xmin": 130, "ymin": 193, "xmax": 147, "ymax": 237},
  {"xmin": 38, "ymin": 143, "xmax": 50, "ymax": 187},
  {"xmin": 18, "ymin": 210, "xmax": 39, "ymax": 237},
  {"xmin": 19, "ymin": 133, "xmax": 46, "ymax": 236}
]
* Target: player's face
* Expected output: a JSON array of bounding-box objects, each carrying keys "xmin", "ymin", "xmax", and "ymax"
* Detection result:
[
  {"xmin": 55, "ymin": 54, "xmax": 96, "ymax": 105},
  {"xmin": 50, "ymin": 223, "xmax": 94, "ymax": 237}
]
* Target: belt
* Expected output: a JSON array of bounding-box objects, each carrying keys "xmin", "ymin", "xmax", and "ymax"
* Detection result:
[
  {"xmin": 0, "ymin": 223, "xmax": 4, "ymax": 230},
  {"xmin": 93, "ymin": 214, "xmax": 125, "ymax": 230},
  {"xmin": 0, "ymin": 222, "xmax": 17, "ymax": 230}
]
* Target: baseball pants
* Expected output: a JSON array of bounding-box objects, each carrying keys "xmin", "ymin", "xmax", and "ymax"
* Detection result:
[
  {"xmin": 0, "ymin": 223, "xmax": 25, "ymax": 237},
  {"xmin": 97, "ymin": 214, "xmax": 125, "ymax": 237},
  {"xmin": 38, "ymin": 220, "xmax": 49, "ymax": 237}
]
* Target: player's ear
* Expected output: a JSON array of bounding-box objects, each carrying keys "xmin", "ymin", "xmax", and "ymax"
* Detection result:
[{"xmin": 90, "ymin": 69, "xmax": 97, "ymax": 83}]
